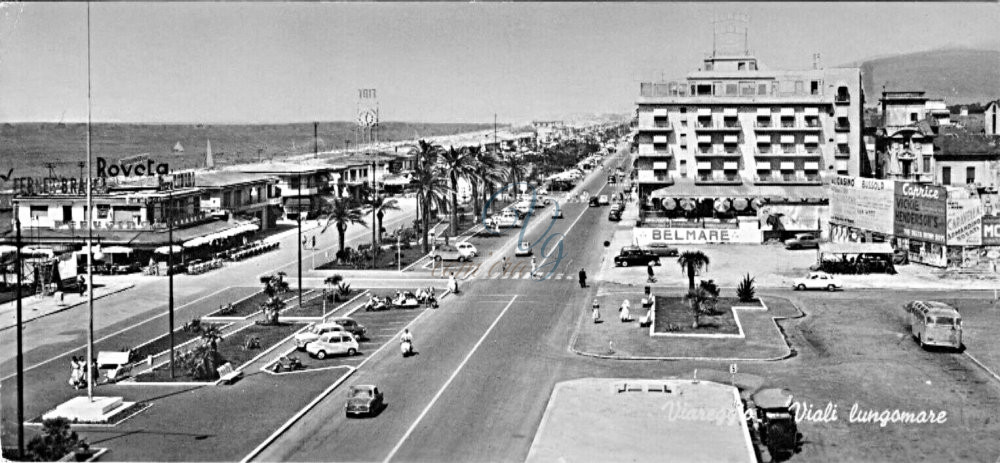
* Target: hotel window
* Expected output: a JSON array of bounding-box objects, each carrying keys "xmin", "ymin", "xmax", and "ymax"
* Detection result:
[
  {"xmin": 713, "ymin": 82, "xmax": 724, "ymax": 96},
  {"xmin": 680, "ymin": 133, "xmax": 687, "ymax": 149},
  {"xmin": 967, "ymin": 167, "xmax": 976, "ymax": 184},
  {"xmin": 740, "ymin": 82, "xmax": 755, "ymax": 96},
  {"xmin": 942, "ymin": 167, "xmax": 951, "ymax": 185},
  {"xmin": 679, "ymin": 160, "xmax": 688, "ymax": 177},
  {"xmin": 738, "ymin": 62, "xmax": 746, "ymax": 71},
  {"xmin": 749, "ymin": 61, "xmax": 757, "ymax": 71},
  {"xmin": 922, "ymin": 156, "xmax": 931, "ymax": 173},
  {"xmin": 758, "ymin": 83, "xmax": 768, "ymax": 96},
  {"xmin": 910, "ymin": 113, "xmax": 919, "ymax": 122},
  {"xmin": 97, "ymin": 205, "xmax": 110, "ymax": 220},
  {"xmin": 29, "ymin": 205, "xmax": 48, "ymax": 219},
  {"xmin": 725, "ymin": 83, "xmax": 738, "ymax": 96},
  {"xmin": 810, "ymin": 81, "xmax": 819, "ymax": 95},
  {"xmin": 680, "ymin": 107, "xmax": 687, "ymax": 114},
  {"xmin": 696, "ymin": 84, "xmax": 712, "ymax": 96}
]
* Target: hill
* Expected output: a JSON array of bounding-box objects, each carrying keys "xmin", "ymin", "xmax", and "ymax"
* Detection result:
[
  {"xmin": 0, "ymin": 121, "xmax": 493, "ymax": 179},
  {"xmin": 843, "ymin": 48, "xmax": 1000, "ymax": 105}
]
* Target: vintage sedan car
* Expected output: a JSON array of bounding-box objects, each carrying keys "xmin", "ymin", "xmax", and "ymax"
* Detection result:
[
  {"xmin": 430, "ymin": 242, "xmax": 477, "ymax": 262},
  {"xmin": 792, "ymin": 272, "xmax": 843, "ymax": 291},
  {"xmin": 327, "ymin": 316, "xmax": 367, "ymax": 341},
  {"xmin": 514, "ymin": 241, "xmax": 533, "ymax": 257},
  {"xmin": 644, "ymin": 242, "xmax": 679, "ymax": 257},
  {"xmin": 614, "ymin": 246, "xmax": 660, "ymax": 267},
  {"xmin": 608, "ymin": 209, "xmax": 622, "ymax": 221},
  {"xmin": 598, "ymin": 195, "xmax": 610, "ymax": 205},
  {"xmin": 785, "ymin": 233, "xmax": 820, "ymax": 250},
  {"xmin": 305, "ymin": 332, "xmax": 359, "ymax": 359},
  {"xmin": 552, "ymin": 207, "xmax": 564, "ymax": 219},
  {"xmin": 294, "ymin": 322, "xmax": 349, "ymax": 350},
  {"xmin": 345, "ymin": 385, "xmax": 384, "ymax": 418},
  {"xmin": 588, "ymin": 197, "xmax": 601, "ymax": 207}
]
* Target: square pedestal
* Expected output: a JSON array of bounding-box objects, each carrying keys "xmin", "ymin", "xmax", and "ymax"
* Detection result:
[{"xmin": 43, "ymin": 396, "xmax": 132, "ymax": 423}]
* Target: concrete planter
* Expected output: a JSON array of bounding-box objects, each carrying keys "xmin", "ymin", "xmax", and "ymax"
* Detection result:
[{"xmin": 732, "ymin": 299, "xmax": 767, "ymax": 311}]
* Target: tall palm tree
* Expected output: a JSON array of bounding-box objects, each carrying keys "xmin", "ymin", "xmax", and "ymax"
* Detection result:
[
  {"xmin": 370, "ymin": 195, "xmax": 400, "ymax": 245},
  {"xmin": 677, "ymin": 250, "xmax": 711, "ymax": 290},
  {"xmin": 470, "ymin": 150, "xmax": 503, "ymax": 217},
  {"xmin": 440, "ymin": 146, "xmax": 476, "ymax": 238},
  {"xmin": 503, "ymin": 154, "xmax": 527, "ymax": 201},
  {"xmin": 413, "ymin": 140, "xmax": 441, "ymax": 248},
  {"xmin": 319, "ymin": 198, "xmax": 367, "ymax": 256},
  {"xmin": 412, "ymin": 162, "xmax": 449, "ymax": 251},
  {"xmin": 686, "ymin": 286, "xmax": 716, "ymax": 329}
]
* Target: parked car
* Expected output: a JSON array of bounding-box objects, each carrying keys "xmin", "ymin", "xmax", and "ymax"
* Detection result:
[
  {"xmin": 589, "ymin": 197, "xmax": 600, "ymax": 207},
  {"xmin": 614, "ymin": 246, "xmax": 660, "ymax": 267},
  {"xmin": 295, "ymin": 322, "xmax": 349, "ymax": 350},
  {"xmin": 430, "ymin": 242, "xmax": 476, "ymax": 262},
  {"xmin": 750, "ymin": 388, "xmax": 799, "ymax": 460},
  {"xmin": 610, "ymin": 203, "xmax": 624, "ymax": 213},
  {"xmin": 785, "ymin": 233, "xmax": 819, "ymax": 250},
  {"xmin": 326, "ymin": 316, "xmax": 367, "ymax": 341},
  {"xmin": 608, "ymin": 175, "xmax": 617, "ymax": 184},
  {"xmin": 792, "ymin": 272, "xmax": 843, "ymax": 291},
  {"xmin": 608, "ymin": 209, "xmax": 622, "ymax": 221},
  {"xmin": 552, "ymin": 208, "xmax": 564, "ymax": 219},
  {"xmin": 598, "ymin": 195, "xmax": 610, "ymax": 205},
  {"xmin": 644, "ymin": 242, "xmax": 679, "ymax": 257},
  {"xmin": 487, "ymin": 211, "xmax": 520, "ymax": 228},
  {"xmin": 305, "ymin": 332, "xmax": 359, "ymax": 359},
  {"xmin": 514, "ymin": 241, "xmax": 533, "ymax": 257},
  {"xmin": 345, "ymin": 385, "xmax": 384, "ymax": 418}
]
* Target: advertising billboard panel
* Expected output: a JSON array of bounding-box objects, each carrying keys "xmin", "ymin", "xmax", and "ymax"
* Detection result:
[
  {"xmin": 947, "ymin": 198, "xmax": 983, "ymax": 246},
  {"xmin": 827, "ymin": 176, "xmax": 895, "ymax": 234},
  {"xmin": 894, "ymin": 182, "xmax": 947, "ymax": 243}
]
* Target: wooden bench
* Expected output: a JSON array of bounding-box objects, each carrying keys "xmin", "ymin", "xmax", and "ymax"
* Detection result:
[{"xmin": 215, "ymin": 362, "xmax": 242, "ymax": 385}]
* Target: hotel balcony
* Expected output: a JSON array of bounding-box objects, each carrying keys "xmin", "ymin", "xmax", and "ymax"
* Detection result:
[
  {"xmin": 834, "ymin": 144, "xmax": 851, "ymax": 158},
  {"xmin": 638, "ymin": 143, "xmax": 673, "ymax": 158},
  {"xmin": 754, "ymin": 147, "xmax": 822, "ymax": 158},
  {"xmin": 754, "ymin": 172, "xmax": 823, "ymax": 185},
  {"xmin": 695, "ymin": 146, "xmax": 742, "ymax": 157},
  {"xmin": 694, "ymin": 172, "xmax": 743, "ymax": 185},
  {"xmin": 754, "ymin": 121, "xmax": 822, "ymax": 132},
  {"xmin": 835, "ymin": 94, "xmax": 851, "ymax": 104},
  {"xmin": 637, "ymin": 170, "xmax": 674, "ymax": 185},
  {"xmin": 637, "ymin": 122, "xmax": 673, "ymax": 133},
  {"xmin": 694, "ymin": 121, "xmax": 742, "ymax": 132}
]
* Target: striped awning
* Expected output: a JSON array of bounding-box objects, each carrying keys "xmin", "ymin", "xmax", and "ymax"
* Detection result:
[
  {"xmin": 697, "ymin": 162, "xmax": 712, "ymax": 170},
  {"xmin": 652, "ymin": 108, "xmax": 668, "ymax": 117},
  {"xmin": 697, "ymin": 108, "xmax": 712, "ymax": 117},
  {"xmin": 653, "ymin": 135, "xmax": 668, "ymax": 144},
  {"xmin": 757, "ymin": 135, "xmax": 771, "ymax": 144},
  {"xmin": 723, "ymin": 108, "xmax": 738, "ymax": 117},
  {"xmin": 723, "ymin": 135, "xmax": 739, "ymax": 144},
  {"xmin": 804, "ymin": 107, "xmax": 819, "ymax": 116},
  {"xmin": 804, "ymin": 162, "xmax": 820, "ymax": 170},
  {"xmin": 697, "ymin": 135, "xmax": 712, "ymax": 144},
  {"xmin": 756, "ymin": 161, "xmax": 772, "ymax": 171},
  {"xmin": 804, "ymin": 135, "xmax": 820, "ymax": 144},
  {"xmin": 653, "ymin": 162, "xmax": 668, "ymax": 170},
  {"xmin": 780, "ymin": 135, "xmax": 795, "ymax": 144},
  {"xmin": 723, "ymin": 162, "xmax": 739, "ymax": 170},
  {"xmin": 780, "ymin": 108, "xmax": 795, "ymax": 116},
  {"xmin": 756, "ymin": 108, "xmax": 771, "ymax": 117},
  {"xmin": 780, "ymin": 162, "xmax": 795, "ymax": 170}
]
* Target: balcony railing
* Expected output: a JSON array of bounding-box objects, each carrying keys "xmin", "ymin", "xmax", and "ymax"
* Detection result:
[
  {"xmin": 638, "ymin": 146, "xmax": 673, "ymax": 157},
  {"xmin": 695, "ymin": 174, "xmax": 743, "ymax": 185},
  {"xmin": 52, "ymin": 212, "xmax": 212, "ymax": 231},
  {"xmin": 835, "ymin": 94, "xmax": 850, "ymax": 104},
  {"xmin": 694, "ymin": 122, "xmax": 742, "ymax": 131},
  {"xmin": 834, "ymin": 146, "xmax": 851, "ymax": 158},
  {"xmin": 755, "ymin": 148, "xmax": 822, "ymax": 157},
  {"xmin": 834, "ymin": 123, "xmax": 851, "ymax": 132},
  {"xmin": 639, "ymin": 123, "xmax": 673, "ymax": 132},
  {"xmin": 696, "ymin": 147, "xmax": 742, "ymax": 157},
  {"xmin": 754, "ymin": 121, "xmax": 822, "ymax": 131},
  {"xmin": 754, "ymin": 174, "xmax": 823, "ymax": 185}
]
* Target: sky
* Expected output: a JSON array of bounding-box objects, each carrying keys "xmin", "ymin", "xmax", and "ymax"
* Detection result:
[{"xmin": 1, "ymin": 2, "xmax": 998, "ymax": 124}]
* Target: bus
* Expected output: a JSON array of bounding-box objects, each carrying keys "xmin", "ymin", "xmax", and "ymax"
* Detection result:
[{"xmin": 903, "ymin": 301, "xmax": 962, "ymax": 350}]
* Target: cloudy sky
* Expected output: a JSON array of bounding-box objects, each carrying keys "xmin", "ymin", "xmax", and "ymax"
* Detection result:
[{"xmin": 1, "ymin": 2, "xmax": 998, "ymax": 124}]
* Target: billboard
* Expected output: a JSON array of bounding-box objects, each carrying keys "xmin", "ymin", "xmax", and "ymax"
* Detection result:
[
  {"xmin": 827, "ymin": 176, "xmax": 895, "ymax": 234},
  {"xmin": 982, "ymin": 216, "xmax": 1000, "ymax": 246},
  {"xmin": 947, "ymin": 198, "xmax": 983, "ymax": 246},
  {"xmin": 634, "ymin": 227, "xmax": 762, "ymax": 244},
  {"xmin": 894, "ymin": 182, "xmax": 947, "ymax": 243}
]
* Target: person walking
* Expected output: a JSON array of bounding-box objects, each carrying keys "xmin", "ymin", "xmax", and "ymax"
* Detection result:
[
  {"xmin": 530, "ymin": 256, "xmax": 537, "ymax": 278},
  {"xmin": 619, "ymin": 299, "xmax": 632, "ymax": 322},
  {"xmin": 647, "ymin": 261, "xmax": 656, "ymax": 283},
  {"xmin": 311, "ymin": 235, "xmax": 316, "ymax": 249},
  {"xmin": 502, "ymin": 256, "xmax": 509, "ymax": 274},
  {"xmin": 77, "ymin": 274, "xmax": 86, "ymax": 297},
  {"xmin": 578, "ymin": 268, "xmax": 587, "ymax": 288}
]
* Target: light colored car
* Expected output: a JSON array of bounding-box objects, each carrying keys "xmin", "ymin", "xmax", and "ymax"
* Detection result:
[
  {"xmin": 552, "ymin": 208, "xmax": 564, "ymax": 219},
  {"xmin": 598, "ymin": 195, "xmax": 610, "ymax": 205},
  {"xmin": 306, "ymin": 332, "xmax": 359, "ymax": 359},
  {"xmin": 431, "ymin": 243, "xmax": 476, "ymax": 262},
  {"xmin": 785, "ymin": 233, "xmax": 819, "ymax": 250},
  {"xmin": 514, "ymin": 241, "xmax": 533, "ymax": 257},
  {"xmin": 792, "ymin": 272, "xmax": 843, "ymax": 291},
  {"xmin": 487, "ymin": 211, "xmax": 520, "ymax": 228},
  {"xmin": 295, "ymin": 322, "xmax": 348, "ymax": 350},
  {"xmin": 456, "ymin": 241, "xmax": 478, "ymax": 257}
]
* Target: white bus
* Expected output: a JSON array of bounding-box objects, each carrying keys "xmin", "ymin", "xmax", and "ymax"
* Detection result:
[{"xmin": 904, "ymin": 301, "xmax": 962, "ymax": 350}]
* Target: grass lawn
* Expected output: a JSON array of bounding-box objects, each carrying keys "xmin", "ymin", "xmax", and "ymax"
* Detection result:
[
  {"xmin": 204, "ymin": 290, "xmax": 270, "ymax": 318},
  {"xmin": 132, "ymin": 322, "xmax": 305, "ymax": 382},
  {"xmin": 128, "ymin": 322, "xmax": 231, "ymax": 362},
  {"xmin": 654, "ymin": 296, "xmax": 741, "ymax": 335},
  {"xmin": 283, "ymin": 289, "xmax": 362, "ymax": 317},
  {"xmin": 316, "ymin": 246, "xmax": 427, "ymax": 270}
]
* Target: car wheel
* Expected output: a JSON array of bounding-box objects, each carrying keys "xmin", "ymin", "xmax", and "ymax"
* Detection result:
[
  {"xmin": 827, "ymin": 285, "xmax": 836, "ymax": 292},
  {"xmin": 458, "ymin": 256, "xmax": 466, "ymax": 262},
  {"xmin": 315, "ymin": 350, "xmax": 327, "ymax": 360},
  {"xmin": 348, "ymin": 348, "xmax": 357, "ymax": 356},
  {"xmin": 622, "ymin": 261, "xmax": 629, "ymax": 267},
  {"xmin": 434, "ymin": 255, "xmax": 442, "ymax": 262},
  {"xmin": 796, "ymin": 284, "xmax": 806, "ymax": 291},
  {"xmin": 918, "ymin": 334, "xmax": 925, "ymax": 349}
]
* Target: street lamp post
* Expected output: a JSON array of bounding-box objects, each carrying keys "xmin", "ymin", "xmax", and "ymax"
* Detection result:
[
  {"xmin": 167, "ymin": 191, "xmax": 176, "ymax": 378},
  {"xmin": 298, "ymin": 172, "xmax": 303, "ymax": 310},
  {"xmin": 14, "ymin": 210, "xmax": 24, "ymax": 456}
]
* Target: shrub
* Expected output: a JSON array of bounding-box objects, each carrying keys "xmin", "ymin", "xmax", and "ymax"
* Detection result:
[
  {"xmin": 26, "ymin": 417, "xmax": 83, "ymax": 462},
  {"xmin": 324, "ymin": 274, "xmax": 343, "ymax": 287},
  {"xmin": 179, "ymin": 344, "xmax": 227, "ymax": 380},
  {"xmin": 737, "ymin": 273, "xmax": 756, "ymax": 303},
  {"xmin": 337, "ymin": 282, "xmax": 352, "ymax": 297}
]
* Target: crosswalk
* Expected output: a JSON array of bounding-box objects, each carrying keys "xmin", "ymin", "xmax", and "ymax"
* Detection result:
[{"xmin": 475, "ymin": 272, "xmax": 576, "ymax": 281}]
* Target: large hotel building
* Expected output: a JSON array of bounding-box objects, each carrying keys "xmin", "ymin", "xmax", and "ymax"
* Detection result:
[{"xmin": 634, "ymin": 50, "xmax": 865, "ymax": 218}]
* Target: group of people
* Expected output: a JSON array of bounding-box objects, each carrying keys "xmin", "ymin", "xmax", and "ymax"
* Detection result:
[
  {"xmin": 591, "ymin": 298, "xmax": 653, "ymax": 325},
  {"xmin": 365, "ymin": 287, "xmax": 439, "ymax": 310},
  {"xmin": 68, "ymin": 356, "xmax": 98, "ymax": 389},
  {"xmin": 302, "ymin": 235, "xmax": 317, "ymax": 249}
]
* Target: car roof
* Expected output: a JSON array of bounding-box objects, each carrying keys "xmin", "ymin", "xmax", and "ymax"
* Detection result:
[
  {"xmin": 330, "ymin": 317, "xmax": 354, "ymax": 322},
  {"xmin": 621, "ymin": 245, "xmax": 641, "ymax": 251},
  {"xmin": 351, "ymin": 384, "xmax": 376, "ymax": 391}
]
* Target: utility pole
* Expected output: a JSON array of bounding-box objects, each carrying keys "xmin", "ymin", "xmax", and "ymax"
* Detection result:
[
  {"xmin": 85, "ymin": 0, "xmax": 95, "ymax": 402},
  {"xmin": 314, "ymin": 122, "xmax": 319, "ymax": 159},
  {"xmin": 371, "ymin": 159, "xmax": 377, "ymax": 269},
  {"xmin": 14, "ymin": 210, "xmax": 24, "ymax": 456},
  {"xmin": 298, "ymin": 172, "xmax": 303, "ymax": 310},
  {"xmin": 167, "ymin": 189, "xmax": 175, "ymax": 378}
]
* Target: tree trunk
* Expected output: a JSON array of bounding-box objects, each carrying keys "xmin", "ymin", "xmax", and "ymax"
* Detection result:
[
  {"xmin": 471, "ymin": 180, "xmax": 481, "ymax": 222},
  {"xmin": 687, "ymin": 262, "xmax": 696, "ymax": 290},
  {"xmin": 377, "ymin": 211, "xmax": 384, "ymax": 246},
  {"xmin": 450, "ymin": 170, "xmax": 459, "ymax": 238},
  {"xmin": 338, "ymin": 223, "xmax": 347, "ymax": 253},
  {"xmin": 421, "ymin": 196, "xmax": 430, "ymax": 253}
]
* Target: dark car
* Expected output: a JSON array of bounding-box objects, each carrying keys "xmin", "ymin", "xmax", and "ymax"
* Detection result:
[
  {"xmin": 614, "ymin": 246, "xmax": 660, "ymax": 267},
  {"xmin": 784, "ymin": 233, "xmax": 819, "ymax": 250},
  {"xmin": 589, "ymin": 197, "xmax": 600, "ymax": 207},
  {"xmin": 644, "ymin": 242, "xmax": 679, "ymax": 257},
  {"xmin": 328, "ymin": 316, "xmax": 367, "ymax": 341},
  {"xmin": 608, "ymin": 209, "xmax": 622, "ymax": 221},
  {"xmin": 608, "ymin": 175, "xmax": 617, "ymax": 184},
  {"xmin": 345, "ymin": 385, "xmax": 384, "ymax": 418}
]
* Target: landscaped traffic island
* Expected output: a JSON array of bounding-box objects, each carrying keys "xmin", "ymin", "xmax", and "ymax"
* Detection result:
[{"xmin": 653, "ymin": 296, "xmax": 741, "ymax": 336}]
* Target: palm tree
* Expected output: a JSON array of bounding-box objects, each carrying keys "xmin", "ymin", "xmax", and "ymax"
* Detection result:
[
  {"xmin": 412, "ymin": 162, "xmax": 449, "ymax": 250},
  {"xmin": 440, "ymin": 146, "xmax": 476, "ymax": 238},
  {"xmin": 370, "ymin": 196, "xmax": 400, "ymax": 246},
  {"xmin": 686, "ymin": 286, "xmax": 716, "ymax": 329},
  {"xmin": 677, "ymin": 250, "xmax": 711, "ymax": 290},
  {"xmin": 503, "ymin": 154, "xmax": 528, "ymax": 201},
  {"xmin": 319, "ymin": 198, "xmax": 367, "ymax": 257},
  {"xmin": 470, "ymin": 150, "xmax": 504, "ymax": 217}
]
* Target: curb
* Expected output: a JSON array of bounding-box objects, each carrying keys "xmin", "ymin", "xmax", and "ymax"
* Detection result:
[
  {"xmin": 567, "ymin": 294, "xmax": 806, "ymax": 362},
  {"xmin": 0, "ymin": 283, "xmax": 136, "ymax": 332}
]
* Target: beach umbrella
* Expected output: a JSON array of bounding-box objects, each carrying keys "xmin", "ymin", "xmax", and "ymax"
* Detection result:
[
  {"xmin": 661, "ymin": 198, "xmax": 677, "ymax": 211},
  {"xmin": 154, "ymin": 245, "xmax": 184, "ymax": 254},
  {"xmin": 751, "ymin": 198, "xmax": 766, "ymax": 210},
  {"xmin": 733, "ymin": 198, "xmax": 750, "ymax": 211},
  {"xmin": 679, "ymin": 198, "xmax": 697, "ymax": 211},
  {"xmin": 714, "ymin": 198, "xmax": 732, "ymax": 213}
]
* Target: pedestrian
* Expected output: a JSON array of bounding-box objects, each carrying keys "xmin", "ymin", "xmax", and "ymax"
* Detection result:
[
  {"xmin": 311, "ymin": 235, "xmax": 316, "ymax": 249},
  {"xmin": 77, "ymin": 275, "xmax": 86, "ymax": 297},
  {"xmin": 620, "ymin": 299, "xmax": 632, "ymax": 322},
  {"xmin": 530, "ymin": 256, "xmax": 537, "ymax": 278},
  {"xmin": 592, "ymin": 299, "xmax": 601, "ymax": 323},
  {"xmin": 448, "ymin": 272, "xmax": 459, "ymax": 294},
  {"xmin": 502, "ymin": 256, "xmax": 509, "ymax": 273},
  {"xmin": 302, "ymin": 235, "xmax": 308, "ymax": 248},
  {"xmin": 647, "ymin": 262, "xmax": 655, "ymax": 283},
  {"xmin": 578, "ymin": 268, "xmax": 587, "ymax": 288}
]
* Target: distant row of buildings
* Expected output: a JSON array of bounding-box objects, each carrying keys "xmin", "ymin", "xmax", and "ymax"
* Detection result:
[{"xmin": 631, "ymin": 43, "xmax": 999, "ymax": 269}]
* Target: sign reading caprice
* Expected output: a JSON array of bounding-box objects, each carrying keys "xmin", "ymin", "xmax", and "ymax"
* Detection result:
[
  {"xmin": 96, "ymin": 156, "xmax": 169, "ymax": 177},
  {"xmin": 894, "ymin": 182, "xmax": 947, "ymax": 243}
]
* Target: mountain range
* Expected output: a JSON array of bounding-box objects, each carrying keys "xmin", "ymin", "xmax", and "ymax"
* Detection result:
[{"xmin": 841, "ymin": 47, "xmax": 1000, "ymax": 105}]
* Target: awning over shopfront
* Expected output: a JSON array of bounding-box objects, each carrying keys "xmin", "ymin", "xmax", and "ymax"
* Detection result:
[
  {"xmin": 819, "ymin": 242, "xmax": 894, "ymax": 255},
  {"xmin": 182, "ymin": 222, "xmax": 259, "ymax": 248},
  {"xmin": 649, "ymin": 179, "xmax": 827, "ymax": 200},
  {"xmin": 652, "ymin": 108, "xmax": 668, "ymax": 117},
  {"xmin": 756, "ymin": 108, "xmax": 771, "ymax": 117}
]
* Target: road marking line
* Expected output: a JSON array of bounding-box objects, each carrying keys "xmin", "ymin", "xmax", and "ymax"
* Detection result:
[
  {"xmin": 383, "ymin": 295, "xmax": 518, "ymax": 463},
  {"xmin": 1, "ymin": 286, "xmax": 233, "ymax": 382}
]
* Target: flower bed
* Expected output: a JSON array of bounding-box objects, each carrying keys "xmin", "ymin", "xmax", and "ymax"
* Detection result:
[
  {"xmin": 203, "ymin": 290, "xmax": 271, "ymax": 318},
  {"xmin": 653, "ymin": 296, "xmax": 741, "ymax": 335},
  {"xmin": 316, "ymin": 246, "xmax": 427, "ymax": 270},
  {"xmin": 128, "ymin": 323, "xmax": 231, "ymax": 363},
  {"xmin": 283, "ymin": 290, "xmax": 361, "ymax": 317},
  {"xmin": 132, "ymin": 322, "xmax": 304, "ymax": 383}
]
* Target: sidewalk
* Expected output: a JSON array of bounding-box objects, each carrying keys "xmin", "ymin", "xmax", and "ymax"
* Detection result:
[{"xmin": 0, "ymin": 279, "xmax": 136, "ymax": 331}]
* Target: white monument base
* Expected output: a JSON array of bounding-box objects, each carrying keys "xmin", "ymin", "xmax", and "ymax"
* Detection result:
[{"xmin": 42, "ymin": 396, "xmax": 133, "ymax": 423}]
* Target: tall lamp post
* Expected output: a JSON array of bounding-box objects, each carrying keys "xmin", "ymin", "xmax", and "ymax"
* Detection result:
[
  {"xmin": 297, "ymin": 172, "xmax": 303, "ymax": 310},
  {"xmin": 167, "ymin": 190, "xmax": 175, "ymax": 378},
  {"xmin": 14, "ymin": 209, "xmax": 24, "ymax": 456}
]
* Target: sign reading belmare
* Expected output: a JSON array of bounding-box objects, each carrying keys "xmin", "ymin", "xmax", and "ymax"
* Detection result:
[
  {"xmin": 634, "ymin": 227, "xmax": 762, "ymax": 245},
  {"xmin": 894, "ymin": 182, "xmax": 947, "ymax": 243},
  {"xmin": 827, "ymin": 176, "xmax": 894, "ymax": 234}
]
